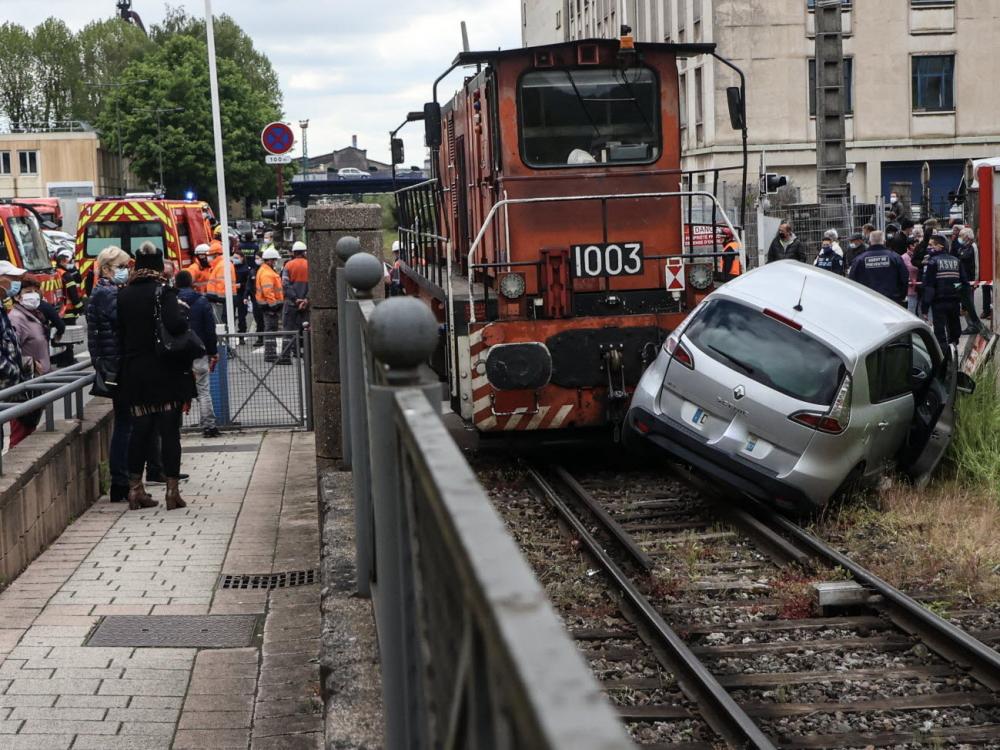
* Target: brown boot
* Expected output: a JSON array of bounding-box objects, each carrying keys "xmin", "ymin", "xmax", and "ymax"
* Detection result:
[
  {"xmin": 165, "ymin": 477, "xmax": 187, "ymax": 510},
  {"xmin": 128, "ymin": 474, "xmax": 158, "ymax": 510}
]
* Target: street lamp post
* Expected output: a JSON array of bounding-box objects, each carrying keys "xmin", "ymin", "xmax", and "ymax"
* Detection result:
[
  {"xmin": 137, "ymin": 106, "xmax": 185, "ymax": 192},
  {"xmin": 85, "ymin": 79, "xmax": 149, "ymax": 193},
  {"xmin": 299, "ymin": 119, "xmax": 309, "ymax": 179}
]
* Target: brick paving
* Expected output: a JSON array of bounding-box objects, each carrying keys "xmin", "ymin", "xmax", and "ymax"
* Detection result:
[{"xmin": 0, "ymin": 430, "xmax": 323, "ymax": 749}]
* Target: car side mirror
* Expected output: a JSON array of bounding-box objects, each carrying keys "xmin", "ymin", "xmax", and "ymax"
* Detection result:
[
  {"xmin": 423, "ymin": 102, "xmax": 442, "ymax": 148},
  {"xmin": 726, "ymin": 86, "xmax": 745, "ymax": 131},
  {"xmin": 956, "ymin": 371, "xmax": 976, "ymax": 395}
]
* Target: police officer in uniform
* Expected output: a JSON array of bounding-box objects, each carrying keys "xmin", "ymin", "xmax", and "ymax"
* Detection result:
[
  {"xmin": 814, "ymin": 237, "xmax": 845, "ymax": 275},
  {"xmin": 921, "ymin": 234, "xmax": 968, "ymax": 354},
  {"xmin": 847, "ymin": 229, "xmax": 908, "ymax": 305}
]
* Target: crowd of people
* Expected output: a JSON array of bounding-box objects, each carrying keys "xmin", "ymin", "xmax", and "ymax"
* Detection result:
[
  {"xmin": 768, "ymin": 218, "xmax": 992, "ymax": 351},
  {"xmin": 0, "ymin": 224, "xmax": 310, "ymax": 508}
]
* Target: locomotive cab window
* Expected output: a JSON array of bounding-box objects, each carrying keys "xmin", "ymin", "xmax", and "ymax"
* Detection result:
[{"xmin": 519, "ymin": 67, "xmax": 661, "ymax": 168}]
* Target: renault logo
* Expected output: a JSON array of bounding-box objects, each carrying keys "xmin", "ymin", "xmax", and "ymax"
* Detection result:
[{"xmin": 733, "ymin": 385, "xmax": 746, "ymax": 400}]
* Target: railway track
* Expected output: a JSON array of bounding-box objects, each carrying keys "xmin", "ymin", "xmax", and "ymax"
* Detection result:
[{"xmin": 484, "ymin": 459, "xmax": 1000, "ymax": 748}]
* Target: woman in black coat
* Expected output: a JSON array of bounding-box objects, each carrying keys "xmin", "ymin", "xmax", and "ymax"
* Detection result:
[{"xmin": 117, "ymin": 243, "xmax": 196, "ymax": 510}]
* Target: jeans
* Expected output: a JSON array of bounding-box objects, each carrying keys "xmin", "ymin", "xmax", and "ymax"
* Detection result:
[
  {"xmin": 128, "ymin": 409, "xmax": 183, "ymax": 478},
  {"xmin": 907, "ymin": 295, "xmax": 919, "ymax": 315},
  {"xmin": 110, "ymin": 396, "xmax": 132, "ymax": 489},
  {"xmin": 191, "ymin": 356, "xmax": 217, "ymax": 430},
  {"xmin": 263, "ymin": 307, "xmax": 281, "ymax": 360}
]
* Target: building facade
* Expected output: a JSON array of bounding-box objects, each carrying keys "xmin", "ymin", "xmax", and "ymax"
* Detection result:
[{"xmin": 522, "ymin": 0, "xmax": 1000, "ymax": 214}]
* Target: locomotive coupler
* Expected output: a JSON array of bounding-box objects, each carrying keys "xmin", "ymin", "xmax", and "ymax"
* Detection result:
[{"xmin": 602, "ymin": 345, "xmax": 628, "ymax": 441}]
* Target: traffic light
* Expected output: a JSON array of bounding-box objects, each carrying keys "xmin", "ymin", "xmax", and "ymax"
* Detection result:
[
  {"xmin": 391, "ymin": 138, "xmax": 405, "ymax": 166},
  {"xmin": 761, "ymin": 173, "xmax": 788, "ymax": 195},
  {"xmin": 262, "ymin": 201, "xmax": 286, "ymax": 226}
]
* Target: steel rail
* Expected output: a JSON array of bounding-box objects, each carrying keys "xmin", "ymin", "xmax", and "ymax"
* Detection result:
[{"xmin": 525, "ymin": 464, "xmax": 777, "ymax": 750}]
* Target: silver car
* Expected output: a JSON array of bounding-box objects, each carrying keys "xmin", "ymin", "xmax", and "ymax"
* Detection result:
[{"xmin": 626, "ymin": 260, "xmax": 970, "ymax": 513}]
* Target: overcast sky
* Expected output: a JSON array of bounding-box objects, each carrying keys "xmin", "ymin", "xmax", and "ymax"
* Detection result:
[{"xmin": 2, "ymin": 0, "xmax": 522, "ymax": 167}]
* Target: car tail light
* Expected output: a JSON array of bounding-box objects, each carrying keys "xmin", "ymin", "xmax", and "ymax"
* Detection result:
[
  {"xmin": 663, "ymin": 333, "xmax": 694, "ymax": 369},
  {"xmin": 789, "ymin": 375, "xmax": 852, "ymax": 435}
]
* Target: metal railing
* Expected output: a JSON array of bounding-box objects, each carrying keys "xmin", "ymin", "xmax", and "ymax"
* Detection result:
[
  {"xmin": 0, "ymin": 362, "xmax": 95, "ymax": 473},
  {"xmin": 334, "ymin": 242, "xmax": 632, "ymax": 750}
]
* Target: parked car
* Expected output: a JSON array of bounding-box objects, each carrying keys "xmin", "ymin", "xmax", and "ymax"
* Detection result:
[
  {"xmin": 626, "ymin": 261, "xmax": 971, "ymax": 514},
  {"xmin": 337, "ymin": 167, "xmax": 371, "ymax": 180}
]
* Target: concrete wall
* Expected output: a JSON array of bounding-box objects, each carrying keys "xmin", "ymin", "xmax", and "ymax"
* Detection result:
[
  {"xmin": 305, "ymin": 202, "xmax": 384, "ymax": 469},
  {"xmin": 0, "ymin": 402, "xmax": 113, "ymax": 585}
]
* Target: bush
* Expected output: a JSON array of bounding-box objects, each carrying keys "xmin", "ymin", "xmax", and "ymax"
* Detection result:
[{"xmin": 948, "ymin": 359, "xmax": 1000, "ymax": 493}]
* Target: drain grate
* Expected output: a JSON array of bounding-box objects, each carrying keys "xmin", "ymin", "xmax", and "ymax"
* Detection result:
[
  {"xmin": 86, "ymin": 615, "xmax": 260, "ymax": 648},
  {"xmin": 219, "ymin": 570, "xmax": 318, "ymax": 591}
]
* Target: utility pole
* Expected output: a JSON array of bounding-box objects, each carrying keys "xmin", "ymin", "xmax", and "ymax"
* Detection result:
[
  {"xmin": 137, "ymin": 106, "xmax": 185, "ymax": 192},
  {"xmin": 85, "ymin": 79, "xmax": 149, "ymax": 193},
  {"xmin": 814, "ymin": 0, "xmax": 850, "ymax": 228},
  {"xmin": 299, "ymin": 119, "xmax": 309, "ymax": 179}
]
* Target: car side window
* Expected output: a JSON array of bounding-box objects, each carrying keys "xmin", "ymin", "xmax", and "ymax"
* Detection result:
[
  {"xmin": 0, "ymin": 229, "xmax": 8, "ymax": 262},
  {"xmin": 911, "ymin": 331, "xmax": 935, "ymax": 383},
  {"xmin": 866, "ymin": 335, "xmax": 912, "ymax": 403}
]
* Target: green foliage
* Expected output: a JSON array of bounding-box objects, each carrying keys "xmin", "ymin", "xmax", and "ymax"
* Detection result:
[
  {"xmin": 76, "ymin": 18, "xmax": 153, "ymax": 123},
  {"xmin": 948, "ymin": 359, "xmax": 1000, "ymax": 492},
  {"xmin": 0, "ymin": 22, "xmax": 40, "ymax": 127},
  {"xmin": 32, "ymin": 18, "xmax": 81, "ymax": 126}
]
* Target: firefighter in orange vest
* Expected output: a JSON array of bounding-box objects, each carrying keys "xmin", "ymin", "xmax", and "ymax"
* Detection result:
[
  {"xmin": 716, "ymin": 227, "xmax": 742, "ymax": 281},
  {"xmin": 255, "ymin": 247, "xmax": 287, "ymax": 364},
  {"xmin": 191, "ymin": 243, "xmax": 212, "ymax": 294},
  {"xmin": 209, "ymin": 223, "xmax": 225, "ymax": 257},
  {"xmin": 281, "ymin": 241, "xmax": 308, "ymax": 356},
  {"xmin": 205, "ymin": 240, "xmax": 238, "ymax": 323}
]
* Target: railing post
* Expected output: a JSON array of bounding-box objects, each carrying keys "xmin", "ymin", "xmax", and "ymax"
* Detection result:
[
  {"xmin": 302, "ymin": 322, "xmax": 314, "ymax": 431},
  {"xmin": 343, "ymin": 251, "xmax": 383, "ymax": 598},
  {"xmin": 365, "ymin": 297, "xmax": 439, "ymax": 750},
  {"xmin": 335, "ymin": 236, "xmax": 361, "ymax": 469}
]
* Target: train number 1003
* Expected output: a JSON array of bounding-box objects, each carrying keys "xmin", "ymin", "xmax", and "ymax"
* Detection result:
[{"xmin": 571, "ymin": 242, "xmax": 644, "ymax": 278}]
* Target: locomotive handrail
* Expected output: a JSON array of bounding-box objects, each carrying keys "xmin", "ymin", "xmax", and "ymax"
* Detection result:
[
  {"xmin": 393, "ymin": 177, "xmax": 438, "ymax": 195},
  {"xmin": 464, "ymin": 190, "xmax": 741, "ymax": 324}
]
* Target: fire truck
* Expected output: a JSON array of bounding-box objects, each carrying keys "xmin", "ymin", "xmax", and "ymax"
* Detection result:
[
  {"xmin": 0, "ymin": 201, "xmax": 63, "ymax": 306},
  {"xmin": 75, "ymin": 197, "xmax": 216, "ymax": 291},
  {"xmin": 18, "ymin": 198, "xmax": 63, "ymax": 230},
  {"xmin": 970, "ymin": 161, "xmax": 999, "ymax": 334}
]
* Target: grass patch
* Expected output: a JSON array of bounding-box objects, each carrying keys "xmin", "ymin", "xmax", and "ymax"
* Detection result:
[{"xmin": 947, "ymin": 359, "xmax": 1000, "ymax": 488}]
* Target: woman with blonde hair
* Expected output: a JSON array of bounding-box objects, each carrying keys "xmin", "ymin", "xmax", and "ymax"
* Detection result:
[{"xmin": 85, "ymin": 246, "xmax": 155, "ymax": 506}]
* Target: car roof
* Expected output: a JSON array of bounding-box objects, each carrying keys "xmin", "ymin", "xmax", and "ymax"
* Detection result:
[{"xmin": 713, "ymin": 261, "xmax": 921, "ymax": 362}]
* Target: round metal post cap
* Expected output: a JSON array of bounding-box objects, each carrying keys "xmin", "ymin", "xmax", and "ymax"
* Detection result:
[
  {"xmin": 344, "ymin": 252, "xmax": 384, "ymax": 292},
  {"xmin": 335, "ymin": 236, "xmax": 361, "ymax": 262},
  {"xmin": 369, "ymin": 298, "xmax": 438, "ymax": 370}
]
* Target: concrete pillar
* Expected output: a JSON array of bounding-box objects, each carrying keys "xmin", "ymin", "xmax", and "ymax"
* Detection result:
[{"xmin": 305, "ymin": 202, "xmax": 385, "ymax": 469}]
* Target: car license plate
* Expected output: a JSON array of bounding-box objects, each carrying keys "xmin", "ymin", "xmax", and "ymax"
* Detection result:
[{"xmin": 571, "ymin": 242, "xmax": 644, "ymax": 278}]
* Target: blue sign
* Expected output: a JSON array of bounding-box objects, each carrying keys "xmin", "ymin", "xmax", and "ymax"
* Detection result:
[{"xmin": 261, "ymin": 122, "xmax": 294, "ymax": 155}]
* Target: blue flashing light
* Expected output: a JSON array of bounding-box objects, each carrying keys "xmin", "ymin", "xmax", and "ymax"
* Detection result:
[{"xmin": 184, "ymin": 190, "xmax": 196, "ymax": 201}]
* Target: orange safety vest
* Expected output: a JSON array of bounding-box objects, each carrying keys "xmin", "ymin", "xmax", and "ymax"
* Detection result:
[
  {"xmin": 191, "ymin": 262, "xmax": 211, "ymax": 293},
  {"xmin": 717, "ymin": 241, "xmax": 742, "ymax": 277},
  {"xmin": 255, "ymin": 263, "xmax": 284, "ymax": 307},
  {"xmin": 282, "ymin": 256, "xmax": 308, "ymax": 284},
  {"xmin": 209, "ymin": 239, "xmax": 223, "ymax": 257},
  {"xmin": 205, "ymin": 258, "xmax": 238, "ymax": 297}
]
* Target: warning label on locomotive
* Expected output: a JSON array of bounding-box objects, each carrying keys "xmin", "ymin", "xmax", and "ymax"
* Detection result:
[{"xmin": 571, "ymin": 242, "xmax": 644, "ymax": 278}]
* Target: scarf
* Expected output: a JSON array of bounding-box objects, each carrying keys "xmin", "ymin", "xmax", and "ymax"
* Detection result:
[{"xmin": 127, "ymin": 269, "xmax": 166, "ymax": 285}]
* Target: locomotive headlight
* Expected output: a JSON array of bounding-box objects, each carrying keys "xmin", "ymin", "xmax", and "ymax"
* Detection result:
[
  {"xmin": 688, "ymin": 262, "xmax": 714, "ymax": 291},
  {"xmin": 499, "ymin": 272, "xmax": 526, "ymax": 299}
]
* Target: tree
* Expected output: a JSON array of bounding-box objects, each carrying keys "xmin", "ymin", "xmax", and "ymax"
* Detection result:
[
  {"xmin": 32, "ymin": 18, "xmax": 81, "ymax": 127},
  {"xmin": 0, "ymin": 23, "xmax": 40, "ymax": 128},
  {"xmin": 98, "ymin": 32, "xmax": 284, "ymax": 204},
  {"xmin": 76, "ymin": 18, "xmax": 152, "ymax": 124}
]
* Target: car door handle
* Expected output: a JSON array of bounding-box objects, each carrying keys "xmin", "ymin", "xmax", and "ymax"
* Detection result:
[{"xmin": 877, "ymin": 421, "xmax": 890, "ymax": 431}]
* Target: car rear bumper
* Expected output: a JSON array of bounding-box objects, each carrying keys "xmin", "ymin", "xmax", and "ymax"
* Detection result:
[{"xmin": 627, "ymin": 406, "xmax": 824, "ymax": 514}]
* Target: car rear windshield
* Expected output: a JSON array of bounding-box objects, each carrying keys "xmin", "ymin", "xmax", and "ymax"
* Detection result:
[{"xmin": 684, "ymin": 299, "xmax": 846, "ymax": 405}]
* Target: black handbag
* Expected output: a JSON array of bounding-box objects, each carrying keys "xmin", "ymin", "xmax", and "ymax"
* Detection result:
[
  {"xmin": 90, "ymin": 356, "xmax": 120, "ymax": 398},
  {"xmin": 154, "ymin": 286, "xmax": 206, "ymax": 363}
]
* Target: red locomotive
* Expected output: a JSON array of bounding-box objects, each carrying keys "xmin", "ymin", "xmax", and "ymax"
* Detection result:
[{"xmin": 394, "ymin": 30, "xmax": 748, "ymax": 436}]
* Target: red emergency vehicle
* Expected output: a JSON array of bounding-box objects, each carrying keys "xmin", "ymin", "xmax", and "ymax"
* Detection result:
[{"xmin": 0, "ymin": 202, "xmax": 63, "ymax": 306}]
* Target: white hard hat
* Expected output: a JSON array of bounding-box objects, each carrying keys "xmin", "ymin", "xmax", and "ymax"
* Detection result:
[
  {"xmin": 56, "ymin": 248, "xmax": 74, "ymax": 260},
  {"xmin": 262, "ymin": 248, "xmax": 281, "ymax": 260},
  {"xmin": 291, "ymin": 240, "xmax": 307, "ymax": 252},
  {"xmin": 194, "ymin": 243, "xmax": 210, "ymax": 256},
  {"xmin": 391, "ymin": 240, "xmax": 401, "ymax": 253}
]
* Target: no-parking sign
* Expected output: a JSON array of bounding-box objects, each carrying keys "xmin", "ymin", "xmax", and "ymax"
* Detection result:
[{"xmin": 261, "ymin": 122, "xmax": 294, "ymax": 155}]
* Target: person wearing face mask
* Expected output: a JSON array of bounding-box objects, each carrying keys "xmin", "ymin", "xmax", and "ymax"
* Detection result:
[
  {"xmin": 0, "ymin": 262, "xmax": 28, "ymax": 445},
  {"xmin": 846, "ymin": 233, "xmax": 866, "ymax": 266},
  {"xmin": 921, "ymin": 234, "xmax": 969, "ymax": 354},
  {"xmin": 190, "ymin": 243, "xmax": 212, "ymax": 294},
  {"xmin": 813, "ymin": 238, "xmax": 845, "ymax": 275},
  {"xmin": 8, "ymin": 278, "xmax": 50, "ymax": 448},
  {"xmin": 954, "ymin": 227, "xmax": 985, "ymax": 335},
  {"xmin": 232, "ymin": 251, "xmax": 251, "ymax": 337},
  {"xmin": 54, "ymin": 249, "xmax": 84, "ymax": 322},
  {"xmin": 766, "ymin": 222, "xmax": 806, "ymax": 264},
  {"xmin": 255, "ymin": 247, "xmax": 288, "ymax": 364},
  {"xmin": 248, "ymin": 253, "xmax": 266, "ymax": 347}
]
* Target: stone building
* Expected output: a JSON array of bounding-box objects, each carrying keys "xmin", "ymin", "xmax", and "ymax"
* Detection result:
[{"xmin": 521, "ymin": 0, "xmax": 1000, "ymax": 212}]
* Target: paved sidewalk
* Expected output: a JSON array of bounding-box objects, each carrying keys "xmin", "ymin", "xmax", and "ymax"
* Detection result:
[{"xmin": 0, "ymin": 430, "xmax": 322, "ymax": 749}]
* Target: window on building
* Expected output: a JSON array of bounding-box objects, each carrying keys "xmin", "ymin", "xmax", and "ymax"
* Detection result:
[
  {"xmin": 663, "ymin": 0, "xmax": 673, "ymax": 41},
  {"xmin": 912, "ymin": 55, "xmax": 955, "ymax": 112},
  {"xmin": 911, "ymin": 0, "xmax": 953, "ymax": 5},
  {"xmin": 556, "ymin": 9, "xmax": 562, "ymax": 28},
  {"xmin": 808, "ymin": 58, "xmax": 854, "ymax": 116},
  {"xmin": 694, "ymin": 68, "xmax": 704, "ymax": 125},
  {"xmin": 679, "ymin": 73, "xmax": 687, "ymax": 129},
  {"xmin": 806, "ymin": 0, "xmax": 852, "ymax": 8},
  {"xmin": 693, "ymin": 0, "xmax": 702, "ymax": 22},
  {"xmin": 18, "ymin": 151, "xmax": 38, "ymax": 175},
  {"xmin": 0, "ymin": 152, "xmax": 10, "ymax": 175}
]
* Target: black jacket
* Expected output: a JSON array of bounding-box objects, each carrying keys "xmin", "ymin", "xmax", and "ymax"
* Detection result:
[
  {"xmin": 954, "ymin": 240, "xmax": 978, "ymax": 282},
  {"xmin": 117, "ymin": 276, "xmax": 196, "ymax": 409},
  {"xmin": 86, "ymin": 279, "xmax": 121, "ymax": 361},
  {"xmin": 814, "ymin": 247, "xmax": 845, "ymax": 275},
  {"xmin": 767, "ymin": 234, "xmax": 806, "ymax": 264},
  {"xmin": 848, "ymin": 245, "xmax": 909, "ymax": 303},
  {"xmin": 886, "ymin": 231, "xmax": 909, "ymax": 256},
  {"xmin": 922, "ymin": 250, "xmax": 968, "ymax": 308},
  {"xmin": 177, "ymin": 287, "xmax": 218, "ymax": 357}
]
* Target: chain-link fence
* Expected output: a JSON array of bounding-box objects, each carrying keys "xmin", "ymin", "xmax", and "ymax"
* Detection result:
[{"xmin": 182, "ymin": 330, "xmax": 312, "ymax": 432}]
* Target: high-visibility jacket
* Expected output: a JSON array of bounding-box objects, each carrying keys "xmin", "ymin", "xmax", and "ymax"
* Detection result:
[
  {"xmin": 57, "ymin": 266, "xmax": 84, "ymax": 319},
  {"xmin": 205, "ymin": 257, "xmax": 238, "ymax": 298},
  {"xmin": 209, "ymin": 239, "xmax": 223, "ymax": 257},
  {"xmin": 281, "ymin": 257, "xmax": 308, "ymax": 305},
  {"xmin": 717, "ymin": 241, "xmax": 742, "ymax": 277},
  {"xmin": 190, "ymin": 261, "xmax": 212, "ymax": 293},
  {"xmin": 255, "ymin": 263, "xmax": 284, "ymax": 307}
]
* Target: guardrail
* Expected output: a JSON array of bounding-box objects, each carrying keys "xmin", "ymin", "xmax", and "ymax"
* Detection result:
[
  {"xmin": 0, "ymin": 361, "xmax": 94, "ymax": 474},
  {"xmin": 334, "ymin": 237, "xmax": 632, "ymax": 750}
]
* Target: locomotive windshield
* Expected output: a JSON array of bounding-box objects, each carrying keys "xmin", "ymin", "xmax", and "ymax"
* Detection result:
[{"xmin": 519, "ymin": 67, "xmax": 660, "ymax": 168}]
